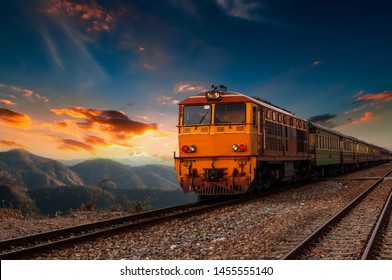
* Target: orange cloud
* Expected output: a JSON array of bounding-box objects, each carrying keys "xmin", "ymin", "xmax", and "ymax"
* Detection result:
[
  {"xmin": 348, "ymin": 111, "xmax": 376, "ymax": 125},
  {"xmin": 345, "ymin": 90, "xmax": 391, "ymax": 116},
  {"xmin": 57, "ymin": 138, "xmax": 95, "ymax": 152},
  {"xmin": 360, "ymin": 111, "xmax": 375, "ymax": 121},
  {"xmin": 84, "ymin": 135, "xmax": 108, "ymax": 146},
  {"xmin": 0, "ymin": 84, "xmax": 49, "ymax": 103},
  {"xmin": 55, "ymin": 121, "xmax": 69, "ymax": 127},
  {"xmin": 0, "ymin": 139, "xmax": 25, "ymax": 148},
  {"xmin": 0, "ymin": 108, "xmax": 30, "ymax": 128},
  {"xmin": 43, "ymin": 0, "xmax": 116, "ymax": 32},
  {"xmin": 356, "ymin": 90, "xmax": 392, "ymax": 102},
  {"xmin": 0, "ymin": 99, "xmax": 16, "ymax": 105},
  {"xmin": 50, "ymin": 106, "xmax": 158, "ymax": 140}
]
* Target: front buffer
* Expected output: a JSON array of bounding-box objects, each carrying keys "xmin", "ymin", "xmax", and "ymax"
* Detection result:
[{"xmin": 174, "ymin": 156, "xmax": 257, "ymax": 195}]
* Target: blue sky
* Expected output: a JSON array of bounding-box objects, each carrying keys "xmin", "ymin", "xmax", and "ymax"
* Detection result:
[{"xmin": 0, "ymin": 0, "xmax": 391, "ymax": 165}]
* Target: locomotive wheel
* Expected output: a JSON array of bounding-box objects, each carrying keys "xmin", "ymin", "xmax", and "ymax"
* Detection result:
[
  {"xmin": 262, "ymin": 175, "xmax": 271, "ymax": 189},
  {"xmin": 249, "ymin": 170, "xmax": 263, "ymax": 194}
]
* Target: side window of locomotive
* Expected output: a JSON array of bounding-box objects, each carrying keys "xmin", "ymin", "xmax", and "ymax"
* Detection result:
[
  {"xmin": 214, "ymin": 103, "xmax": 246, "ymax": 124},
  {"xmin": 183, "ymin": 105, "xmax": 211, "ymax": 125}
]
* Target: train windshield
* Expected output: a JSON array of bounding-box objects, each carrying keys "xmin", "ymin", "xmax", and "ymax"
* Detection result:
[
  {"xmin": 214, "ymin": 103, "xmax": 246, "ymax": 124},
  {"xmin": 183, "ymin": 105, "xmax": 211, "ymax": 125}
]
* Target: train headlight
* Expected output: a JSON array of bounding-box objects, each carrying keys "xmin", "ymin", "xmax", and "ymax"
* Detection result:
[
  {"xmin": 205, "ymin": 91, "xmax": 222, "ymax": 101},
  {"xmin": 232, "ymin": 144, "xmax": 247, "ymax": 152},
  {"xmin": 189, "ymin": 145, "xmax": 197, "ymax": 152},
  {"xmin": 182, "ymin": 145, "xmax": 197, "ymax": 153}
]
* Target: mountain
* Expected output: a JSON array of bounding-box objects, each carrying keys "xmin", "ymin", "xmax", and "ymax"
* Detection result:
[
  {"xmin": 0, "ymin": 149, "xmax": 84, "ymax": 189},
  {"xmin": 133, "ymin": 164, "xmax": 179, "ymax": 190},
  {"xmin": 70, "ymin": 159, "xmax": 179, "ymax": 190},
  {"xmin": 0, "ymin": 149, "xmax": 179, "ymax": 191},
  {"xmin": 0, "ymin": 149, "xmax": 188, "ymax": 215}
]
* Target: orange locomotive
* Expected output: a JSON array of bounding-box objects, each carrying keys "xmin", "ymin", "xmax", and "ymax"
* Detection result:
[{"xmin": 174, "ymin": 86, "xmax": 310, "ymax": 195}]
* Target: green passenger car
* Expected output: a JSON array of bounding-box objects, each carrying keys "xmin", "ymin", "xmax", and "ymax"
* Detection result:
[{"xmin": 308, "ymin": 122, "xmax": 341, "ymax": 166}]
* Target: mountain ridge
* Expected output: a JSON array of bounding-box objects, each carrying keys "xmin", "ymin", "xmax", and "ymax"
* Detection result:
[{"xmin": 0, "ymin": 149, "xmax": 184, "ymax": 215}]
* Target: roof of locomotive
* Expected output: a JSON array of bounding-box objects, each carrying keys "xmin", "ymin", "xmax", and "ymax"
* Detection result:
[{"xmin": 179, "ymin": 90, "xmax": 307, "ymax": 121}]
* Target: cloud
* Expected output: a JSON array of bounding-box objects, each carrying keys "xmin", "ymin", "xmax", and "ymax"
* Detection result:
[
  {"xmin": 56, "ymin": 138, "xmax": 95, "ymax": 152},
  {"xmin": 216, "ymin": 0, "xmax": 263, "ymax": 21},
  {"xmin": 353, "ymin": 90, "xmax": 365, "ymax": 99},
  {"xmin": 156, "ymin": 96, "xmax": 180, "ymax": 106},
  {"xmin": 0, "ymin": 99, "xmax": 16, "ymax": 106},
  {"xmin": 313, "ymin": 60, "xmax": 321, "ymax": 66},
  {"xmin": 55, "ymin": 121, "xmax": 69, "ymax": 128},
  {"xmin": 0, "ymin": 108, "xmax": 31, "ymax": 128},
  {"xmin": 0, "ymin": 139, "xmax": 25, "ymax": 149},
  {"xmin": 36, "ymin": 1, "xmax": 111, "ymax": 79},
  {"xmin": 143, "ymin": 63, "xmax": 156, "ymax": 70},
  {"xmin": 344, "ymin": 90, "xmax": 391, "ymax": 116},
  {"xmin": 348, "ymin": 112, "xmax": 376, "ymax": 125},
  {"xmin": 42, "ymin": 0, "xmax": 116, "ymax": 32},
  {"xmin": 40, "ymin": 28, "xmax": 65, "ymax": 70},
  {"xmin": 356, "ymin": 90, "xmax": 392, "ymax": 102},
  {"xmin": 50, "ymin": 106, "xmax": 158, "ymax": 140},
  {"xmin": 308, "ymin": 113, "xmax": 337, "ymax": 128},
  {"xmin": 156, "ymin": 81, "xmax": 207, "ymax": 107},
  {"xmin": 344, "ymin": 103, "xmax": 375, "ymax": 115},
  {"xmin": 360, "ymin": 111, "xmax": 376, "ymax": 121},
  {"xmin": 0, "ymin": 84, "xmax": 49, "ymax": 103},
  {"xmin": 175, "ymin": 83, "xmax": 206, "ymax": 94},
  {"xmin": 84, "ymin": 135, "xmax": 108, "ymax": 146}
]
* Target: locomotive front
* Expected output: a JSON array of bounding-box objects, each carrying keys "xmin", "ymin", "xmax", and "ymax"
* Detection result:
[{"xmin": 174, "ymin": 88, "xmax": 258, "ymax": 195}]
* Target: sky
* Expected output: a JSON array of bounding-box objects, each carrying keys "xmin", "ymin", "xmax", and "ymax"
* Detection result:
[{"xmin": 0, "ymin": 0, "xmax": 391, "ymax": 166}]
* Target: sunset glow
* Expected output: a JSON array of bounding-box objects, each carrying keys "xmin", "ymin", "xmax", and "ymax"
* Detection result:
[{"xmin": 1, "ymin": 0, "xmax": 391, "ymax": 164}]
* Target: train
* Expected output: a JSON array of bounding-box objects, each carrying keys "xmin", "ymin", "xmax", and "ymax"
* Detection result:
[{"xmin": 174, "ymin": 86, "xmax": 392, "ymax": 196}]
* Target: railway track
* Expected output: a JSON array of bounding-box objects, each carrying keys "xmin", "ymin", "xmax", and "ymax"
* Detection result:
[
  {"xmin": 0, "ymin": 197, "xmax": 245, "ymax": 259},
  {"xmin": 363, "ymin": 189, "xmax": 392, "ymax": 259},
  {"xmin": 2, "ymin": 164, "xmax": 391, "ymax": 260},
  {"xmin": 282, "ymin": 168, "xmax": 392, "ymax": 260}
]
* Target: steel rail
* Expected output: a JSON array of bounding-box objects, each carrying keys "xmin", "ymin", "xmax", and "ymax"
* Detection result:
[
  {"xmin": 0, "ymin": 198, "xmax": 240, "ymax": 259},
  {"xmin": 1, "ymin": 201, "xmax": 202, "ymax": 249},
  {"xmin": 281, "ymin": 169, "xmax": 392, "ymax": 260},
  {"xmin": 361, "ymin": 189, "xmax": 392, "ymax": 259}
]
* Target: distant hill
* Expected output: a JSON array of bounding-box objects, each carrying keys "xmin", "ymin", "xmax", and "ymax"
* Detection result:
[
  {"xmin": 0, "ymin": 149, "xmax": 83, "ymax": 189},
  {"xmin": 70, "ymin": 159, "xmax": 179, "ymax": 190},
  {"xmin": 0, "ymin": 149, "xmax": 189, "ymax": 215}
]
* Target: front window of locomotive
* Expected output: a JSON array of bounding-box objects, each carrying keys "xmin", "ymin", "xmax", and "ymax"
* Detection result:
[
  {"xmin": 183, "ymin": 104, "xmax": 211, "ymax": 125},
  {"xmin": 214, "ymin": 103, "xmax": 246, "ymax": 124}
]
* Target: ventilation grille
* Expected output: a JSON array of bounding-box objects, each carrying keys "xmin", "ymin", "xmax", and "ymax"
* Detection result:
[{"xmin": 195, "ymin": 185, "xmax": 237, "ymax": 195}]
